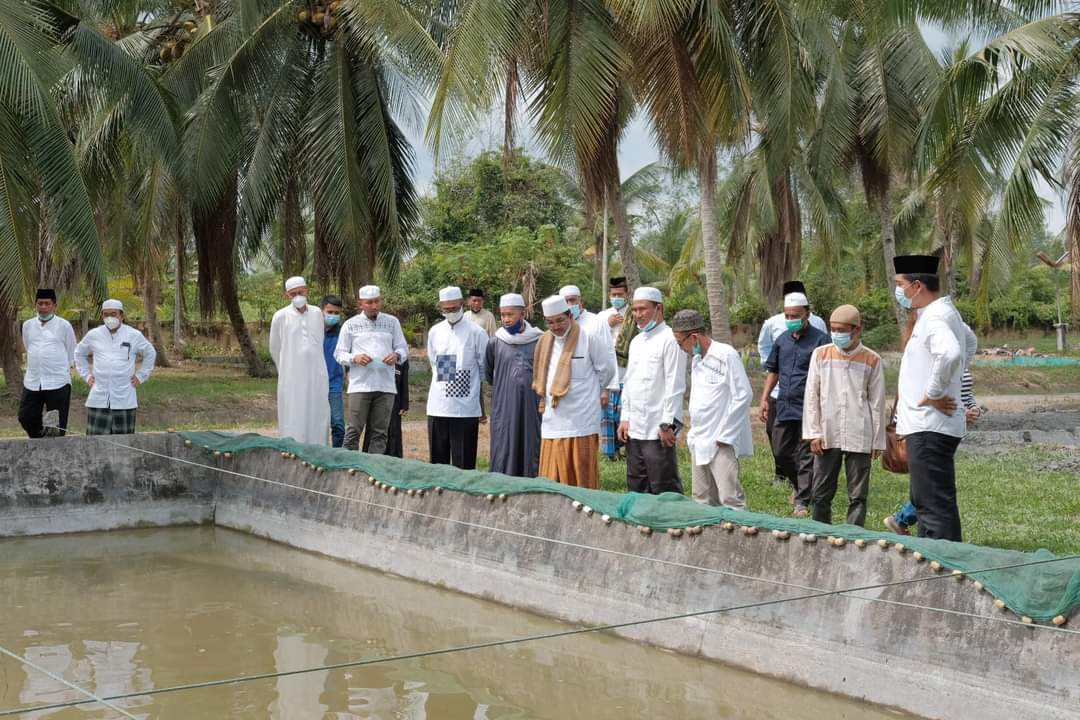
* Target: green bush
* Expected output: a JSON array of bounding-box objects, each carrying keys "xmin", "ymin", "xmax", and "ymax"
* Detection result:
[
  {"xmin": 862, "ymin": 323, "xmax": 900, "ymax": 350},
  {"xmin": 729, "ymin": 294, "xmax": 770, "ymax": 325}
]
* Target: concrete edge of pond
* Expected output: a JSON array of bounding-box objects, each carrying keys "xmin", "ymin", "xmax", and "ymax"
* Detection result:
[{"xmin": 0, "ymin": 433, "xmax": 1076, "ymax": 720}]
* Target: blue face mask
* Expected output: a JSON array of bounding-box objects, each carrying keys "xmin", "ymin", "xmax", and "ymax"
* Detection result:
[
  {"xmin": 894, "ymin": 285, "xmax": 913, "ymax": 309},
  {"xmin": 692, "ymin": 342, "xmax": 701, "ymax": 356},
  {"xmin": 569, "ymin": 304, "xmax": 582, "ymax": 320},
  {"xmin": 640, "ymin": 319, "xmax": 658, "ymax": 333},
  {"xmin": 831, "ymin": 332, "xmax": 852, "ymax": 349},
  {"xmin": 785, "ymin": 318, "xmax": 804, "ymax": 333},
  {"xmin": 506, "ymin": 318, "xmax": 525, "ymax": 335},
  {"xmin": 324, "ymin": 314, "xmax": 340, "ymax": 326},
  {"xmin": 610, "ymin": 297, "xmax": 626, "ymax": 310},
  {"xmin": 38, "ymin": 312, "xmax": 55, "ymax": 323}
]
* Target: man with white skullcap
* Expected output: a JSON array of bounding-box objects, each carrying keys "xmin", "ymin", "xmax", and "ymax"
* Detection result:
[
  {"xmin": 75, "ymin": 299, "xmax": 156, "ymax": 435},
  {"xmin": 484, "ymin": 292, "xmax": 544, "ymax": 477},
  {"xmin": 618, "ymin": 287, "xmax": 687, "ymax": 494},
  {"xmin": 532, "ymin": 294, "xmax": 616, "ymax": 488},
  {"xmin": 269, "ymin": 277, "xmax": 330, "ymax": 445},
  {"xmin": 759, "ymin": 289, "xmax": 829, "ymax": 517},
  {"xmin": 427, "ymin": 286, "xmax": 489, "ymax": 469},
  {"xmin": 756, "ymin": 280, "xmax": 828, "ymax": 488},
  {"xmin": 334, "ymin": 284, "xmax": 409, "ymax": 454}
]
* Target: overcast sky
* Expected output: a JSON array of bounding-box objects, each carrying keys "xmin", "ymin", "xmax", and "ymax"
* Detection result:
[{"xmin": 405, "ymin": 22, "xmax": 1066, "ymax": 233}]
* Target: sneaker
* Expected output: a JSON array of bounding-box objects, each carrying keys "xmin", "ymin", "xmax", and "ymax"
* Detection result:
[
  {"xmin": 883, "ymin": 516, "xmax": 910, "ymax": 536},
  {"xmin": 793, "ymin": 506, "xmax": 809, "ymax": 518}
]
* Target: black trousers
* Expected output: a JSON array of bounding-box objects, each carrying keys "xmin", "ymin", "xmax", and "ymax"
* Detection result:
[
  {"xmin": 18, "ymin": 385, "xmax": 71, "ymax": 438},
  {"xmin": 771, "ymin": 420, "xmax": 814, "ymax": 508},
  {"xmin": 428, "ymin": 416, "xmax": 480, "ymax": 470},
  {"xmin": 766, "ymin": 399, "xmax": 787, "ymax": 481},
  {"xmin": 811, "ymin": 449, "xmax": 871, "ymax": 526},
  {"xmin": 626, "ymin": 438, "xmax": 683, "ymax": 494},
  {"xmin": 906, "ymin": 431, "xmax": 963, "ymax": 542}
]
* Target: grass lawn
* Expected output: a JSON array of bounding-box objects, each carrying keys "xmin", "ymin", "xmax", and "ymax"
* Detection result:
[{"xmin": 580, "ymin": 445, "xmax": 1080, "ymax": 556}]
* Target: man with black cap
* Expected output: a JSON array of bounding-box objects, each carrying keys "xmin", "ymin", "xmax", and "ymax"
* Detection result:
[
  {"xmin": 464, "ymin": 288, "xmax": 497, "ymax": 337},
  {"xmin": 19, "ymin": 289, "xmax": 77, "ymax": 437},
  {"xmin": 894, "ymin": 254, "xmax": 973, "ymax": 541},
  {"xmin": 596, "ymin": 276, "xmax": 634, "ymax": 460},
  {"xmin": 757, "ymin": 280, "xmax": 827, "ymax": 487}
]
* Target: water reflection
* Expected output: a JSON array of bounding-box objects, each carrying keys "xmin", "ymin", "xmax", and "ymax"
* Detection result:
[{"xmin": 0, "ymin": 528, "xmax": 905, "ymax": 719}]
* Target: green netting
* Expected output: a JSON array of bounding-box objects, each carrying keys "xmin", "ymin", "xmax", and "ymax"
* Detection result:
[{"xmin": 181, "ymin": 431, "xmax": 1080, "ymax": 623}]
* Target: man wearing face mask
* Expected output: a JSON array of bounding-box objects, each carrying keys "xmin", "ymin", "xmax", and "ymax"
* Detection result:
[
  {"xmin": 75, "ymin": 299, "xmax": 156, "ymax": 435},
  {"xmin": 671, "ymin": 310, "xmax": 752, "ymax": 510},
  {"xmin": 533, "ymin": 295, "xmax": 616, "ymax": 488},
  {"xmin": 427, "ymin": 286, "xmax": 489, "ymax": 469},
  {"xmin": 269, "ymin": 277, "xmax": 330, "ymax": 445},
  {"xmin": 893, "ymin": 255, "xmax": 972, "ymax": 542},
  {"xmin": 484, "ymin": 293, "xmax": 544, "ymax": 477},
  {"xmin": 759, "ymin": 292, "xmax": 829, "ymax": 517},
  {"xmin": 335, "ymin": 285, "xmax": 408, "ymax": 454},
  {"xmin": 596, "ymin": 277, "xmax": 634, "ymax": 460},
  {"xmin": 321, "ymin": 295, "xmax": 347, "ymax": 447},
  {"xmin": 618, "ymin": 287, "xmax": 687, "ymax": 495},
  {"xmin": 464, "ymin": 288, "xmax": 498, "ymax": 337},
  {"xmin": 802, "ymin": 305, "xmax": 886, "ymax": 526},
  {"xmin": 19, "ymin": 288, "xmax": 77, "ymax": 438}
]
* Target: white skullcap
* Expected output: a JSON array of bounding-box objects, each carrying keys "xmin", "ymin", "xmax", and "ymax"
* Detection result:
[
  {"xmin": 358, "ymin": 285, "xmax": 381, "ymax": 300},
  {"xmin": 784, "ymin": 292, "xmax": 809, "ymax": 308},
  {"xmin": 633, "ymin": 287, "xmax": 663, "ymax": 304},
  {"xmin": 542, "ymin": 295, "xmax": 570, "ymax": 317},
  {"xmin": 439, "ymin": 286, "xmax": 463, "ymax": 302},
  {"xmin": 102, "ymin": 299, "xmax": 124, "ymax": 312},
  {"xmin": 559, "ymin": 285, "xmax": 582, "ymax": 299},
  {"xmin": 284, "ymin": 276, "xmax": 307, "ymax": 292},
  {"xmin": 500, "ymin": 293, "xmax": 526, "ymax": 308}
]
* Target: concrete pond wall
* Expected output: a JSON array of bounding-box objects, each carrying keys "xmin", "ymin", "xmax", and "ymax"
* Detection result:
[{"xmin": 0, "ymin": 434, "xmax": 1076, "ymax": 720}]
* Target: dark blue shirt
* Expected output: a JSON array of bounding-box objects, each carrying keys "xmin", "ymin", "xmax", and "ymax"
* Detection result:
[
  {"xmin": 764, "ymin": 325, "xmax": 829, "ymax": 423},
  {"xmin": 323, "ymin": 325, "xmax": 344, "ymax": 394}
]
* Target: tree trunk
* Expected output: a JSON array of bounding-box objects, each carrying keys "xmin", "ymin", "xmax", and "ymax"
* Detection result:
[
  {"xmin": 759, "ymin": 169, "xmax": 801, "ymax": 307},
  {"xmin": 698, "ymin": 152, "xmax": 732, "ymax": 343},
  {"xmin": 173, "ymin": 215, "xmax": 185, "ymax": 354},
  {"xmin": 283, "ymin": 173, "xmax": 306, "ymax": 278},
  {"xmin": 1071, "ymin": 224, "xmax": 1080, "ymax": 325},
  {"xmin": 879, "ymin": 182, "xmax": 901, "ymax": 324},
  {"xmin": 0, "ymin": 301, "xmax": 23, "ymax": 395},
  {"xmin": 607, "ymin": 174, "xmax": 641, "ymax": 293},
  {"xmin": 193, "ymin": 182, "xmax": 271, "ymax": 378},
  {"xmin": 141, "ymin": 270, "xmax": 171, "ymax": 367}
]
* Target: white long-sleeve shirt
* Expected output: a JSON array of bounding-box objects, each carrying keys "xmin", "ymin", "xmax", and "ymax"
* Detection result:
[
  {"xmin": 426, "ymin": 318, "xmax": 489, "ymax": 418},
  {"xmin": 621, "ymin": 323, "xmax": 687, "ymax": 440},
  {"xmin": 540, "ymin": 326, "xmax": 616, "ymax": 439},
  {"xmin": 22, "ymin": 316, "xmax": 76, "ymax": 391},
  {"xmin": 596, "ymin": 306, "xmax": 629, "ymax": 389},
  {"xmin": 75, "ymin": 324, "xmax": 156, "ymax": 410},
  {"xmin": 333, "ymin": 312, "xmax": 409, "ymax": 394},
  {"xmin": 757, "ymin": 312, "xmax": 828, "ymax": 399},
  {"xmin": 897, "ymin": 296, "xmax": 972, "ymax": 438},
  {"xmin": 686, "ymin": 341, "xmax": 754, "ymax": 465},
  {"xmin": 802, "ymin": 342, "xmax": 887, "ymax": 453}
]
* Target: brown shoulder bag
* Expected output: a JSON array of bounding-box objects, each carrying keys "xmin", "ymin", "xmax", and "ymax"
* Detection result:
[{"xmin": 882, "ymin": 399, "xmax": 908, "ymax": 474}]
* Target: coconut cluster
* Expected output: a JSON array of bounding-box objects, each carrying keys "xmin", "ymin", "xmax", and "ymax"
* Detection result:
[
  {"xmin": 297, "ymin": 1, "xmax": 342, "ymax": 38},
  {"xmin": 158, "ymin": 20, "xmax": 198, "ymax": 63}
]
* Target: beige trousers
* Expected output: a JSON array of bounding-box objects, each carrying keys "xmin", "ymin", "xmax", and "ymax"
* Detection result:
[{"xmin": 691, "ymin": 443, "xmax": 748, "ymax": 510}]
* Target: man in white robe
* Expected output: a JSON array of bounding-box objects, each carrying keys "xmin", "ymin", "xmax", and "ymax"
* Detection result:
[{"xmin": 269, "ymin": 276, "xmax": 330, "ymax": 445}]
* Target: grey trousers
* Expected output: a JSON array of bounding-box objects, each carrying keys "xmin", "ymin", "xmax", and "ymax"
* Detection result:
[
  {"xmin": 344, "ymin": 391, "xmax": 395, "ymax": 454},
  {"xmin": 691, "ymin": 444, "xmax": 748, "ymax": 510},
  {"xmin": 810, "ymin": 448, "xmax": 871, "ymax": 526},
  {"xmin": 626, "ymin": 438, "xmax": 682, "ymax": 494}
]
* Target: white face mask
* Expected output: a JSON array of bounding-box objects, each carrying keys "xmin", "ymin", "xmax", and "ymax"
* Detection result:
[
  {"xmin": 443, "ymin": 308, "xmax": 464, "ymax": 324},
  {"xmin": 103, "ymin": 316, "xmax": 121, "ymax": 331},
  {"xmin": 290, "ymin": 294, "xmax": 307, "ymax": 309}
]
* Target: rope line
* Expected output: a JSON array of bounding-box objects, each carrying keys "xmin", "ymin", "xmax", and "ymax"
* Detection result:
[
  {"xmin": 0, "ymin": 645, "xmax": 138, "ymax": 719},
  {"xmin": 3, "ymin": 558, "xmax": 1077, "ymax": 718},
  {"xmin": 96, "ymin": 434, "xmax": 1080, "ymax": 628}
]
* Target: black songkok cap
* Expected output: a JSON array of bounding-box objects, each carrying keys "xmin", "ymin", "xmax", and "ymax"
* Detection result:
[
  {"xmin": 781, "ymin": 280, "xmax": 806, "ymax": 295},
  {"xmin": 608, "ymin": 276, "xmax": 627, "ymax": 289},
  {"xmin": 35, "ymin": 288, "xmax": 56, "ymax": 302},
  {"xmin": 468, "ymin": 288, "xmax": 485, "ymax": 298},
  {"xmin": 893, "ymin": 255, "xmax": 939, "ymax": 275}
]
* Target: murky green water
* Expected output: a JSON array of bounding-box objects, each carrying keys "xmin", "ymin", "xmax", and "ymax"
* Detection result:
[{"xmin": 0, "ymin": 528, "xmax": 905, "ymax": 719}]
